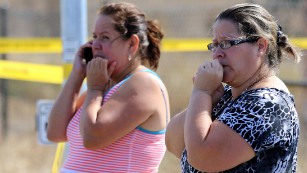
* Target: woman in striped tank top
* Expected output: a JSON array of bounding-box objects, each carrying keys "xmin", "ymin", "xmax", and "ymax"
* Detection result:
[{"xmin": 47, "ymin": 2, "xmax": 170, "ymax": 172}]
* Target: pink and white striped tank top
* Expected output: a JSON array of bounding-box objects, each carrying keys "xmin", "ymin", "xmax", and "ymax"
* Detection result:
[{"xmin": 61, "ymin": 69, "xmax": 168, "ymax": 173}]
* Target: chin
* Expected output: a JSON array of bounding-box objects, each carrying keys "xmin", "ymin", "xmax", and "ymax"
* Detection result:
[
  {"xmin": 222, "ymin": 76, "xmax": 229, "ymax": 83},
  {"xmin": 222, "ymin": 71, "xmax": 234, "ymax": 84},
  {"xmin": 223, "ymin": 78, "xmax": 234, "ymax": 86}
]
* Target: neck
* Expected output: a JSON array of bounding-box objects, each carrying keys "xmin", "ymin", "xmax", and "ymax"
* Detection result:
[
  {"xmin": 245, "ymin": 74, "xmax": 273, "ymax": 91},
  {"xmin": 110, "ymin": 61, "xmax": 140, "ymax": 86},
  {"xmin": 231, "ymin": 64, "xmax": 273, "ymax": 98}
]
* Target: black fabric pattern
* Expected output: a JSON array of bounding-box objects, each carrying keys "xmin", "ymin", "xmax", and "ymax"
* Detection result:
[{"xmin": 181, "ymin": 85, "xmax": 299, "ymax": 173}]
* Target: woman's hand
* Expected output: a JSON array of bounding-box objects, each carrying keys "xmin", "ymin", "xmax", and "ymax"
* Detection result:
[
  {"xmin": 194, "ymin": 59, "xmax": 223, "ymax": 96},
  {"xmin": 86, "ymin": 57, "xmax": 117, "ymax": 91},
  {"xmin": 72, "ymin": 42, "xmax": 93, "ymax": 78}
]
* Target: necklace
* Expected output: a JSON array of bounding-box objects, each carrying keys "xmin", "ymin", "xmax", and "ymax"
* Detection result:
[{"xmin": 245, "ymin": 75, "xmax": 273, "ymax": 91}]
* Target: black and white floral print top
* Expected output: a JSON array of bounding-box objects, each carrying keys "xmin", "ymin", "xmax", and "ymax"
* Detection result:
[{"xmin": 181, "ymin": 85, "xmax": 299, "ymax": 173}]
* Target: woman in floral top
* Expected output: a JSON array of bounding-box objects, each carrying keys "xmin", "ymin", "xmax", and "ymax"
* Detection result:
[{"xmin": 166, "ymin": 3, "xmax": 301, "ymax": 173}]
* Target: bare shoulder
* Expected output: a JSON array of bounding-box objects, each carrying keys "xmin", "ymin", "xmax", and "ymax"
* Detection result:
[{"xmin": 122, "ymin": 69, "xmax": 167, "ymax": 94}]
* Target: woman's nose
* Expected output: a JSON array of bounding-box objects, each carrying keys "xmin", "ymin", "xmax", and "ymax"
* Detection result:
[
  {"xmin": 213, "ymin": 47, "xmax": 224, "ymax": 60},
  {"xmin": 92, "ymin": 39, "xmax": 101, "ymax": 50}
]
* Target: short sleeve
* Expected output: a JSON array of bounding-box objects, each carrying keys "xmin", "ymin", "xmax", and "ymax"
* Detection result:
[
  {"xmin": 214, "ymin": 89, "xmax": 294, "ymax": 154},
  {"xmin": 217, "ymin": 98, "xmax": 269, "ymax": 153},
  {"xmin": 210, "ymin": 87, "xmax": 299, "ymax": 172}
]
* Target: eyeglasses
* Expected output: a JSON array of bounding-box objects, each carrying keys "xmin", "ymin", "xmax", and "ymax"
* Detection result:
[{"xmin": 207, "ymin": 36, "xmax": 260, "ymax": 52}]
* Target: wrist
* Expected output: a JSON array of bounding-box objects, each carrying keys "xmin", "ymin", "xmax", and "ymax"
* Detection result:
[
  {"xmin": 87, "ymin": 79, "xmax": 110, "ymax": 92},
  {"xmin": 69, "ymin": 69, "xmax": 86, "ymax": 82},
  {"xmin": 192, "ymin": 87, "xmax": 213, "ymax": 96},
  {"xmin": 188, "ymin": 88, "xmax": 213, "ymax": 117},
  {"xmin": 85, "ymin": 90, "xmax": 104, "ymax": 106},
  {"xmin": 71, "ymin": 65, "xmax": 86, "ymax": 76}
]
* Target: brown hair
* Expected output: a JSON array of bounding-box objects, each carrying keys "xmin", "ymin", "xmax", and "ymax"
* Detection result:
[
  {"xmin": 98, "ymin": 2, "xmax": 164, "ymax": 71},
  {"xmin": 215, "ymin": 3, "xmax": 301, "ymax": 69}
]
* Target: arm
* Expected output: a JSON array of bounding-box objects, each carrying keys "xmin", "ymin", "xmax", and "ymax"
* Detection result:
[
  {"xmin": 47, "ymin": 73, "xmax": 85, "ymax": 142},
  {"xmin": 47, "ymin": 43, "xmax": 89, "ymax": 142},
  {"xmin": 79, "ymin": 66, "xmax": 164, "ymax": 150},
  {"xmin": 165, "ymin": 70, "xmax": 224, "ymax": 159},
  {"xmin": 165, "ymin": 109, "xmax": 187, "ymax": 159},
  {"xmin": 184, "ymin": 60, "xmax": 255, "ymax": 172}
]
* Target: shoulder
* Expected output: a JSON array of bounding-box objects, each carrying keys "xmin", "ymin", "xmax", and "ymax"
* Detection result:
[
  {"xmin": 221, "ymin": 88, "xmax": 296, "ymax": 121},
  {"xmin": 215, "ymin": 86, "xmax": 295, "ymax": 118},
  {"xmin": 216, "ymin": 88, "xmax": 296, "ymax": 131},
  {"xmin": 112, "ymin": 68, "xmax": 167, "ymax": 101},
  {"xmin": 240, "ymin": 88, "xmax": 295, "ymax": 108},
  {"xmin": 216, "ymin": 87, "xmax": 298, "ymax": 148},
  {"xmin": 124, "ymin": 68, "xmax": 165, "ymax": 91}
]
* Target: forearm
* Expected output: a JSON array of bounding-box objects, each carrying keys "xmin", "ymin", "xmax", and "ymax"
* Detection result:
[
  {"xmin": 165, "ymin": 109, "xmax": 187, "ymax": 158},
  {"xmin": 79, "ymin": 89, "xmax": 104, "ymax": 147},
  {"xmin": 47, "ymin": 72, "xmax": 85, "ymax": 142},
  {"xmin": 184, "ymin": 88, "xmax": 213, "ymax": 155}
]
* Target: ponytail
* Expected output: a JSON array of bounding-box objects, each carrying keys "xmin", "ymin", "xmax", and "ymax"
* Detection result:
[
  {"xmin": 276, "ymin": 27, "xmax": 301, "ymax": 64},
  {"xmin": 141, "ymin": 20, "xmax": 164, "ymax": 71}
]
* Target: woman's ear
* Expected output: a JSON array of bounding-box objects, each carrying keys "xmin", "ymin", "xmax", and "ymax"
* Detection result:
[
  {"xmin": 257, "ymin": 37, "xmax": 268, "ymax": 57},
  {"xmin": 129, "ymin": 34, "xmax": 140, "ymax": 56}
]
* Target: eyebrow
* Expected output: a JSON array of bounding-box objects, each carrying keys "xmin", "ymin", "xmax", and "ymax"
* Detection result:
[
  {"xmin": 93, "ymin": 31, "xmax": 111, "ymax": 36},
  {"xmin": 212, "ymin": 34, "xmax": 242, "ymax": 42}
]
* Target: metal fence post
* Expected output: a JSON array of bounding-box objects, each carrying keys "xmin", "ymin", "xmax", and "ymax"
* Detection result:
[
  {"xmin": 52, "ymin": 0, "xmax": 88, "ymax": 172},
  {"xmin": 0, "ymin": 5, "xmax": 8, "ymax": 142}
]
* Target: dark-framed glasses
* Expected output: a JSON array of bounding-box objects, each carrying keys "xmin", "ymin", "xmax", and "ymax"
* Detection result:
[{"xmin": 207, "ymin": 36, "xmax": 260, "ymax": 52}]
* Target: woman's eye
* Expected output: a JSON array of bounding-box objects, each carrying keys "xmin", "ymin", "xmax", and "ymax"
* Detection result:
[
  {"xmin": 102, "ymin": 36, "xmax": 109, "ymax": 40},
  {"xmin": 220, "ymin": 41, "xmax": 229, "ymax": 48}
]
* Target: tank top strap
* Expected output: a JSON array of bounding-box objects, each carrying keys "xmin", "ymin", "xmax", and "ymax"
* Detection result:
[
  {"xmin": 117, "ymin": 68, "xmax": 161, "ymax": 87},
  {"xmin": 134, "ymin": 69, "xmax": 169, "ymax": 126}
]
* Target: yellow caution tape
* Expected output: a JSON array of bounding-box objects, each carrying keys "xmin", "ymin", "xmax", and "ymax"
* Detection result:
[
  {"xmin": 0, "ymin": 60, "xmax": 63, "ymax": 84},
  {"xmin": 0, "ymin": 37, "xmax": 306, "ymax": 83},
  {"xmin": 162, "ymin": 38, "xmax": 212, "ymax": 52},
  {"xmin": 63, "ymin": 63, "xmax": 73, "ymax": 79},
  {"xmin": 0, "ymin": 37, "xmax": 306, "ymax": 53},
  {"xmin": 0, "ymin": 38, "xmax": 62, "ymax": 54},
  {"xmin": 290, "ymin": 38, "xmax": 307, "ymax": 50},
  {"xmin": 52, "ymin": 143, "xmax": 66, "ymax": 173}
]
